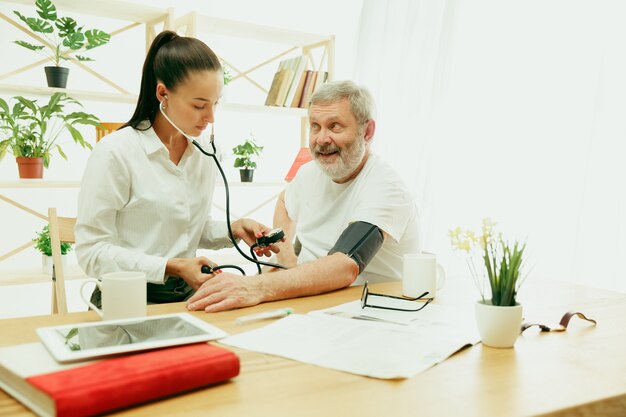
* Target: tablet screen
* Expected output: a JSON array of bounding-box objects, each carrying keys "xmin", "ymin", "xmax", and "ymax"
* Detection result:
[
  {"xmin": 61, "ymin": 316, "xmax": 207, "ymax": 350},
  {"xmin": 37, "ymin": 313, "xmax": 228, "ymax": 362}
]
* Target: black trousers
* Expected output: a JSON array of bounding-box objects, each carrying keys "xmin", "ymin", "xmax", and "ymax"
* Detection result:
[{"xmin": 89, "ymin": 277, "xmax": 195, "ymax": 308}]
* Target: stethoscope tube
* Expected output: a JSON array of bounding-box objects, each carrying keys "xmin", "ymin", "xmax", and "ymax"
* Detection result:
[{"xmin": 159, "ymin": 101, "xmax": 286, "ymax": 275}]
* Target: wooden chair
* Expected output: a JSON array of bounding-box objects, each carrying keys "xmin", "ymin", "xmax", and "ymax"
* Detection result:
[
  {"xmin": 48, "ymin": 208, "xmax": 76, "ymax": 314},
  {"xmin": 95, "ymin": 122, "xmax": 125, "ymax": 142}
]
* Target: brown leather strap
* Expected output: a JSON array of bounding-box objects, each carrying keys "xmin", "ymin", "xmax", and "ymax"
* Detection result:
[{"xmin": 521, "ymin": 311, "xmax": 597, "ymax": 333}]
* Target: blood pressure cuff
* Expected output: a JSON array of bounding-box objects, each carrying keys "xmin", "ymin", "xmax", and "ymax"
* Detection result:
[{"xmin": 328, "ymin": 221, "xmax": 384, "ymax": 274}]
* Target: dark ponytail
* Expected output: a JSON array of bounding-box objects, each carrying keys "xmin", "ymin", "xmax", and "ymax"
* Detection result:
[{"xmin": 125, "ymin": 30, "xmax": 222, "ymax": 130}]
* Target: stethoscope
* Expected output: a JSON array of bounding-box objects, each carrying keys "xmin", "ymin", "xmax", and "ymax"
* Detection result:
[
  {"xmin": 158, "ymin": 100, "xmax": 285, "ymax": 275},
  {"xmin": 159, "ymin": 100, "xmax": 217, "ymax": 157}
]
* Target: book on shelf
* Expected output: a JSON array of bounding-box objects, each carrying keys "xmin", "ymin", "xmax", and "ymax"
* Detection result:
[
  {"xmin": 0, "ymin": 342, "xmax": 240, "ymax": 417},
  {"xmin": 313, "ymin": 71, "xmax": 328, "ymax": 94},
  {"xmin": 289, "ymin": 70, "xmax": 309, "ymax": 108},
  {"xmin": 298, "ymin": 71, "xmax": 318, "ymax": 108},
  {"xmin": 283, "ymin": 56, "xmax": 309, "ymax": 107},
  {"xmin": 285, "ymin": 147, "xmax": 313, "ymax": 181},
  {"xmin": 264, "ymin": 69, "xmax": 293, "ymax": 107},
  {"xmin": 265, "ymin": 56, "xmax": 309, "ymax": 107}
]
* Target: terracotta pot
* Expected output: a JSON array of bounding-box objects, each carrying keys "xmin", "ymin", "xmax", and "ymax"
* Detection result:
[
  {"xmin": 16, "ymin": 157, "xmax": 43, "ymax": 179},
  {"xmin": 475, "ymin": 300, "xmax": 523, "ymax": 348}
]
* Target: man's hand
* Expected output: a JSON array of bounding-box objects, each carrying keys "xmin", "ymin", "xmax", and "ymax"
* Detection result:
[
  {"xmin": 166, "ymin": 257, "xmax": 219, "ymax": 290},
  {"xmin": 186, "ymin": 272, "xmax": 266, "ymax": 312},
  {"xmin": 231, "ymin": 218, "xmax": 285, "ymax": 257}
]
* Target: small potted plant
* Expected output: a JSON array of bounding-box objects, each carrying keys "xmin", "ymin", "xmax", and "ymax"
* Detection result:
[
  {"xmin": 13, "ymin": 0, "xmax": 111, "ymax": 88},
  {"xmin": 222, "ymin": 64, "xmax": 233, "ymax": 86},
  {"xmin": 34, "ymin": 224, "xmax": 72, "ymax": 275},
  {"xmin": 232, "ymin": 135, "xmax": 263, "ymax": 182},
  {"xmin": 0, "ymin": 92, "xmax": 100, "ymax": 178},
  {"xmin": 449, "ymin": 218, "xmax": 528, "ymax": 348}
]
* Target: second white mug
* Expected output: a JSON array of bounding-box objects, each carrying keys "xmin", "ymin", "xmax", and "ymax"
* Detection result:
[
  {"xmin": 402, "ymin": 253, "xmax": 446, "ymax": 299},
  {"xmin": 80, "ymin": 271, "xmax": 147, "ymax": 321}
]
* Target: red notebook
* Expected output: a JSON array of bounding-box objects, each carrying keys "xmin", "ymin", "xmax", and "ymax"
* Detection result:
[{"xmin": 0, "ymin": 342, "xmax": 239, "ymax": 417}]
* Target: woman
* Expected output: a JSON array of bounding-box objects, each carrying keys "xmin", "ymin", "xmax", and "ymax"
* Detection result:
[{"xmin": 76, "ymin": 30, "xmax": 277, "ymax": 306}]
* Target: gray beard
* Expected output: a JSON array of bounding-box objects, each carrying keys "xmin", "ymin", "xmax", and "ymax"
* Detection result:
[{"xmin": 313, "ymin": 135, "xmax": 366, "ymax": 181}]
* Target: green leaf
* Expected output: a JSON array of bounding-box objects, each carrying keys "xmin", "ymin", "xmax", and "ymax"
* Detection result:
[
  {"xmin": 13, "ymin": 11, "xmax": 53, "ymax": 33},
  {"xmin": 0, "ymin": 98, "xmax": 9, "ymax": 115},
  {"xmin": 41, "ymin": 92, "xmax": 65, "ymax": 120},
  {"xmin": 55, "ymin": 17, "xmax": 77, "ymax": 37},
  {"xmin": 14, "ymin": 40, "xmax": 46, "ymax": 51},
  {"xmin": 85, "ymin": 29, "xmax": 111, "ymax": 49},
  {"xmin": 0, "ymin": 139, "xmax": 11, "ymax": 160},
  {"xmin": 35, "ymin": 0, "xmax": 57, "ymax": 21},
  {"xmin": 74, "ymin": 55, "xmax": 94, "ymax": 61},
  {"xmin": 15, "ymin": 97, "xmax": 38, "ymax": 114},
  {"xmin": 56, "ymin": 144, "xmax": 67, "ymax": 160},
  {"xmin": 66, "ymin": 327, "xmax": 78, "ymax": 340},
  {"xmin": 63, "ymin": 31, "xmax": 85, "ymax": 50}
]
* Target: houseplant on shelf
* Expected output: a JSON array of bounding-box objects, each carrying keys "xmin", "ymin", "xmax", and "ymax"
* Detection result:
[
  {"xmin": 232, "ymin": 135, "xmax": 263, "ymax": 182},
  {"xmin": 449, "ymin": 218, "xmax": 528, "ymax": 348},
  {"xmin": 222, "ymin": 64, "xmax": 233, "ymax": 86},
  {"xmin": 33, "ymin": 224, "xmax": 72, "ymax": 275},
  {"xmin": 0, "ymin": 92, "xmax": 101, "ymax": 178},
  {"xmin": 13, "ymin": 0, "xmax": 111, "ymax": 88}
]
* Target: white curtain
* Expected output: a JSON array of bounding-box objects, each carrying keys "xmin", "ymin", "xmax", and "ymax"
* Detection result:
[{"xmin": 354, "ymin": 0, "xmax": 626, "ymax": 293}]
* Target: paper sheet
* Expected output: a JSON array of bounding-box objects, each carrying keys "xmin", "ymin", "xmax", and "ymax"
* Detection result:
[{"xmin": 221, "ymin": 301, "xmax": 480, "ymax": 379}]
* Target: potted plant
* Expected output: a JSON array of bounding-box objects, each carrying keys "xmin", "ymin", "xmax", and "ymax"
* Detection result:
[
  {"xmin": 13, "ymin": 0, "xmax": 111, "ymax": 88},
  {"xmin": 232, "ymin": 135, "xmax": 263, "ymax": 182},
  {"xmin": 33, "ymin": 224, "xmax": 72, "ymax": 275},
  {"xmin": 222, "ymin": 64, "xmax": 233, "ymax": 86},
  {"xmin": 0, "ymin": 92, "xmax": 101, "ymax": 178},
  {"xmin": 449, "ymin": 218, "xmax": 528, "ymax": 348}
]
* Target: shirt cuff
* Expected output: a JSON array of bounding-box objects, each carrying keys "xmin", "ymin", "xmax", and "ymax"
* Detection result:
[
  {"xmin": 201, "ymin": 221, "xmax": 235, "ymax": 249},
  {"xmin": 147, "ymin": 256, "xmax": 169, "ymax": 284}
]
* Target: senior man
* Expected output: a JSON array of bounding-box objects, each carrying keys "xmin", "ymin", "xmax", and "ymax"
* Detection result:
[{"xmin": 187, "ymin": 80, "xmax": 419, "ymax": 312}]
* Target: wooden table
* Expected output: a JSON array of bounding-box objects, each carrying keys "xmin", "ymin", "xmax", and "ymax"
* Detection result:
[{"xmin": 0, "ymin": 279, "xmax": 625, "ymax": 417}]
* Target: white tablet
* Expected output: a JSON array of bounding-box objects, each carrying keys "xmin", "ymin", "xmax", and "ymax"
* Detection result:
[{"xmin": 36, "ymin": 313, "xmax": 228, "ymax": 363}]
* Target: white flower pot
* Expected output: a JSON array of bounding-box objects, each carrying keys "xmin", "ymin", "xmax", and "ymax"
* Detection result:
[
  {"xmin": 41, "ymin": 254, "xmax": 67, "ymax": 275},
  {"xmin": 475, "ymin": 300, "xmax": 523, "ymax": 348}
]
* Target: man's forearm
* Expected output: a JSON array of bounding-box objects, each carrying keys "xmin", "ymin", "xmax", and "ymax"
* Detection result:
[{"xmin": 257, "ymin": 252, "xmax": 359, "ymax": 302}]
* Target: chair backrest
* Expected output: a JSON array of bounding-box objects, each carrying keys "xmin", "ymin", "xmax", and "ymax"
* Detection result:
[
  {"xmin": 95, "ymin": 122, "xmax": 125, "ymax": 142},
  {"xmin": 48, "ymin": 208, "xmax": 76, "ymax": 314}
]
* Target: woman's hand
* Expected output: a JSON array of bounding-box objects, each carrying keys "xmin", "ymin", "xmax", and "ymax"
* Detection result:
[
  {"xmin": 166, "ymin": 256, "xmax": 220, "ymax": 290},
  {"xmin": 231, "ymin": 218, "xmax": 284, "ymax": 257}
]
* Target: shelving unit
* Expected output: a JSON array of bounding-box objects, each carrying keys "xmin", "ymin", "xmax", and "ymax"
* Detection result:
[{"xmin": 175, "ymin": 12, "xmax": 335, "ymax": 147}]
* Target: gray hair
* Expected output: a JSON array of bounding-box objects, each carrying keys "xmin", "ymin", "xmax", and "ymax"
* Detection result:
[{"xmin": 309, "ymin": 80, "xmax": 375, "ymax": 124}]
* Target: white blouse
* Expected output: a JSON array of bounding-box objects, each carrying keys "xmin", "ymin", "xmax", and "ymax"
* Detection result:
[{"xmin": 75, "ymin": 124, "xmax": 232, "ymax": 284}]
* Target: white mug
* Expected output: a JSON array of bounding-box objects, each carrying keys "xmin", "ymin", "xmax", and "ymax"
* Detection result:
[
  {"xmin": 402, "ymin": 253, "xmax": 446, "ymax": 299},
  {"xmin": 80, "ymin": 271, "xmax": 147, "ymax": 321}
]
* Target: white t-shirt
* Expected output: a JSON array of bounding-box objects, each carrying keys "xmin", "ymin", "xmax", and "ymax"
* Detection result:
[
  {"xmin": 285, "ymin": 153, "xmax": 420, "ymax": 284},
  {"xmin": 75, "ymin": 124, "xmax": 232, "ymax": 284}
]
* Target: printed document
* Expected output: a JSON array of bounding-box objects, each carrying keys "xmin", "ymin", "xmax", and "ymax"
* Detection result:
[{"xmin": 221, "ymin": 301, "xmax": 480, "ymax": 379}]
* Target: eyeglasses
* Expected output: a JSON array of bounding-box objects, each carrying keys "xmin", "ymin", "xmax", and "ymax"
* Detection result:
[{"xmin": 360, "ymin": 282, "xmax": 433, "ymax": 312}]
